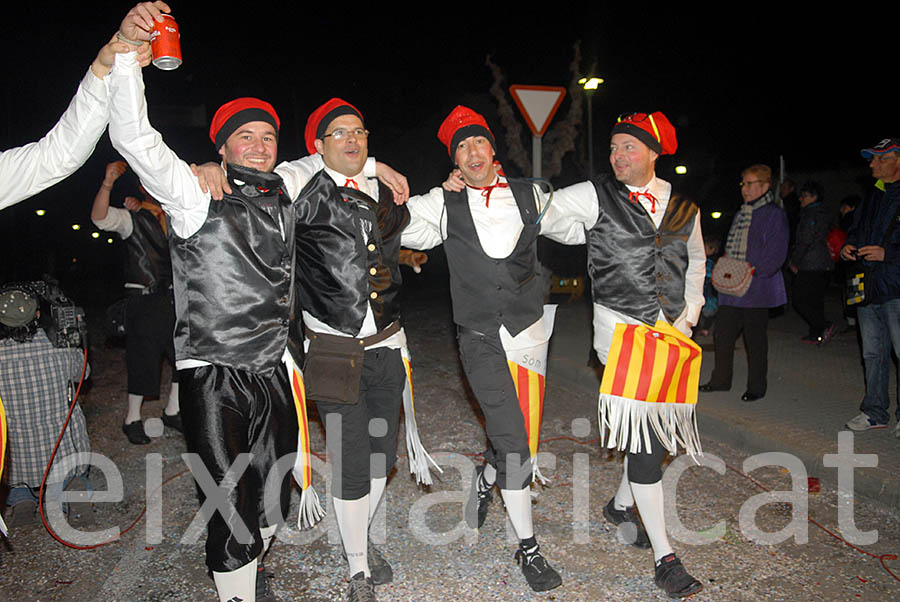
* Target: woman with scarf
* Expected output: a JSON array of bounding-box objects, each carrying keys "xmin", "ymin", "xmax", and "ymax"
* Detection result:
[{"xmin": 700, "ymin": 164, "xmax": 789, "ymax": 402}]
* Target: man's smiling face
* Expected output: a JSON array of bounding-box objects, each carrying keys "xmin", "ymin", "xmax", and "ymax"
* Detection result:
[
  {"xmin": 454, "ymin": 135, "xmax": 496, "ymax": 187},
  {"xmin": 218, "ymin": 121, "xmax": 278, "ymax": 173}
]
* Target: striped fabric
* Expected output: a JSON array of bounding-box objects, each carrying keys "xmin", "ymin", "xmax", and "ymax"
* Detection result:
[
  {"xmin": 601, "ymin": 321, "xmax": 701, "ymax": 405},
  {"xmin": 287, "ymin": 358, "xmax": 324, "ymax": 529},
  {"xmin": 599, "ymin": 320, "xmax": 702, "ymax": 456},
  {"xmin": 508, "ymin": 360, "xmax": 546, "ymax": 460}
]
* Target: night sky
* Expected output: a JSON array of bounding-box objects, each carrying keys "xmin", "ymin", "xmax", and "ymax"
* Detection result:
[{"xmin": 0, "ymin": 2, "xmax": 885, "ymax": 285}]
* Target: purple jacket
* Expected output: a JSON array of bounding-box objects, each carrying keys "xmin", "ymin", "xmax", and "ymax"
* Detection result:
[{"xmin": 720, "ymin": 202, "xmax": 789, "ymax": 308}]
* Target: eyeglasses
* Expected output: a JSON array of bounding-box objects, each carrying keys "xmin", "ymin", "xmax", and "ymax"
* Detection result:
[
  {"xmin": 323, "ymin": 128, "xmax": 369, "ymax": 141},
  {"xmin": 740, "ymin": 180, "xmax": 764, "ymax": 188}
]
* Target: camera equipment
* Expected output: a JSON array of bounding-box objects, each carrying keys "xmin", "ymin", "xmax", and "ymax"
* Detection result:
[{"xmin": 0, "ymin": 280, "xmax": 87, "ymax": 348}]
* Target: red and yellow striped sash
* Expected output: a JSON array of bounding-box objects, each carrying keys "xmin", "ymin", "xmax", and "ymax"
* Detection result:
[
  {"xmin": 289, "ymin": 366, "xmax": 312, "ymax": 491},
  {"xmin": 600, "ymin": 320, "xmax": 701, "ymax": 404},
  {"xmin": 507, "ymin": 361, "xmax": 546, "ymax": 457}
]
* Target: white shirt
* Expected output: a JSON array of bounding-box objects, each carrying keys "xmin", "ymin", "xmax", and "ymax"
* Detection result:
[
  {"xmin": 401, "ymin": 176, "xmax": 583, "ymax": 342},
  {"xmin": 0, "ymin": 68, "xmax": 109, "ymax": 210},
  {"xmin": 540, "ymin": 175, "xmax": 705, "ymax": 361},
  {"xmin": 401, "ymin": 175, "xmax": 586, "ymax": 257}
]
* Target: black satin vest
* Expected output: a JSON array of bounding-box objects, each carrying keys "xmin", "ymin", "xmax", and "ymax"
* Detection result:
[
  {"xmin": 587, "ymin": 174, "xmax": 697, "ymax": 325},
  {"xmin": 123, "ymin": 208, "xmax": 172, "ymax": 291},
  {"xmin": 293, "ymin": 171, "xmax": 409, "ymax": 336},
  {"xmin": 169, "ymin": 164, "xmax": 299, "ymax": 375},
  {"xmin": 443, "ymin": 178, "xmax": 543, "ymax": 337}
]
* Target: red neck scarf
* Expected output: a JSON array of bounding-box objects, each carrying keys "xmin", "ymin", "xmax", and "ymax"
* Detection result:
[
  {"xmin": 469, "ymin": 180, "xmax": 509, "ymax": 208},
  {"xmin": 628, "ymin": 189, "xmax": 658, "ymax": 214}
]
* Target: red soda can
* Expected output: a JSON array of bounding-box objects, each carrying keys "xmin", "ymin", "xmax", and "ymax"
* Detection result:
[{"xmin": 150, "ymin": 14, "xmax": 181, "ymax": 70}]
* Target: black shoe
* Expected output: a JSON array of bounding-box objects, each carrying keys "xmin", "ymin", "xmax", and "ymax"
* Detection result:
[
  {"xmin": 366, "ymin": 541, "xmax": 393, "ymax": 585},
  {"xmin": 161, "ymin": 411, "xmax": 183, "ymax": 433},
  {"xmin": 341, "ymin": 540, "xmax": 393, "ymax": 585},
  {"xmin": 741, "ymin": 392, "xmax": 764, "ymax": 402},
  {"xmin": 122, "ymin": 421, "xmax": 151, "ymax": 444},
  {"xmin": 4, "ymin": 499, "xmax": 37, "ymax": 528},
  {"xmin": 464, "ymin": 464, "xmax": 493, "ymax": 529},
  {"xmin": 514, "ymin": 544, "xmax": 562, "ymax": 592},
  {"xmin": 256, "ymin": 563, "xmax": 281, "ymax": 602},
  {"xmin": 346, "ymin": 571, "xmax": 376, "ymax": 602},
  {"xmin": 602, "ymin": 497, "xmax": 651, "ymax": 548},
  {"xmin": 654, "ymin": 553, "xmax": 703, "ymax": 599},
  {"xmin": 698, "ymin": 382, "xmax": 729, "ymax": 393}
]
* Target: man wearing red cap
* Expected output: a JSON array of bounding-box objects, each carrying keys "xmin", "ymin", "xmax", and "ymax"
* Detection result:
[
  {"xmin": 292, "ymin": 97, "xmax": 435, "ymax": 602},
  {"xmin": 402, "ymin": 105, "xmax": 572, "ymax": 593},
  {"xmin": 545, "ymin": 111, "xmax": 705, "ymax": 598},
  {"xmin": 106, "ymin": 4, "xmax": 303, "ymax": 601}
]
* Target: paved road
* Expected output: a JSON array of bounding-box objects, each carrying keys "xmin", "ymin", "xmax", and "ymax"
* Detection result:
[{"xmin": 1, "ymin": 276, "xmax": 898, "ymax": 600}]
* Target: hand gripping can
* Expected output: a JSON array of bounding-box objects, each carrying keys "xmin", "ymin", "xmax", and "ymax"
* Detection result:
[{"xmin": 150, "ymin": 14, "xmax": 181, "ymax": 70}]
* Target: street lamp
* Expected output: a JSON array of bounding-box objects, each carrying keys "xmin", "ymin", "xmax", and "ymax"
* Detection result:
[{"xmin": 578, "ymin": 76, "xmax": 604, "ymax": 179}]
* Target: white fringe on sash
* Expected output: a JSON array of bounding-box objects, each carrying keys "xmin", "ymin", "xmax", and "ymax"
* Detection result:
[
  {"xmin": 0, "ymin": 514, "xmax": 7, "ymax": 537},
  {"xmin": 403, "ymin": 379, "xmax": 442, "ymax": 485},
  {"xmin": 297, "ymin": 484, "xmax": 326, "ymax": 530},
  {"xmin": 598, "ymin": 392, "xmax": 703, "ymax": 458}
]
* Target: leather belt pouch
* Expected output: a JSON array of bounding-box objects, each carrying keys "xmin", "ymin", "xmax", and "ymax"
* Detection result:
[{"xmin": 303, "ymin": 321, "xmax": 400, "ymax": 405}]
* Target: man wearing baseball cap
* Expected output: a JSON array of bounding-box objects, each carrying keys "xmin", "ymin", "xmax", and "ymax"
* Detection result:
[
  {"xmin": 107, "ymin": 4, "xmax": 307, "ymax": 600},
  {"xmin": 292, "ymin": 97, "xmax": 435, "ymax": 602},
  {"xmin": 402, "ymin": 105, "xmax": 574, "ymax": 593},
  {"xmin": 543, "ymin": 111, "xmax": 705, "ymax": 598},
  {"xmin": 841, "ymin": 138, "xmax": 900, "ymax": 437}
]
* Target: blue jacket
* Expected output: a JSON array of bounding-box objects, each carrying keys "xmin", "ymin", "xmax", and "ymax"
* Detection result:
[{"xmin": 845, "ymin": 181, "xmax": 900, "ymax": 305}]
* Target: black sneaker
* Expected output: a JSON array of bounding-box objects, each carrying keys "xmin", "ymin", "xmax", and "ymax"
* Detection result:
[
  {"xmin": 514, "ymin": 544, "xmax": 562, "ymax": 592},
  {"xmin": 346, "ymin": 571, "xmax": 376, "ymax": 602},
  {"xmin": 366, "ymin": 541, "xmax": 393, "ymax": 585},
  {"xmin": 602, "ymin": 497, "xmax": 651, "ymax": 549},
  {"xmin": 654, "ymin": 553, "xmax": 703, "ymax": 599},
  {"xmin": 161, "ymin": 411, "xmax": 183, "ymax": 433},
  {"xmin": 122, "ymin": 421, "xmax": 151, "ymax": 445},
  {"xmin": 464, "ymin": 464, "xmax": 493, "ymax": 529},
  {"xmin": 341, "ymin": 540, "xmax": 393, "ymax": 585},
  {"xmin": 256, "ymin": 564, "xmax": 280, "ymax": 602}
]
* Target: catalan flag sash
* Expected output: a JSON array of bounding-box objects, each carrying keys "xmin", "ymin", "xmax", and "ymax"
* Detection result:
[
  {"xmin": 0, "ymin": 393, "xmax": 7, "ymax": 536},
  {"xmin": 285, "ymin": 355, "xmax": 325, "ymax": 529},
  {"xmin": 599, "ymin": 320, "xmax": 702, "ymax": 457},
  {"xmin": 400, "ymin": 347, "xmax": 441, "ymax": 485},
  {"xmin": 500, "ymin": 305, "xmax": 557, "ymax": 483}
]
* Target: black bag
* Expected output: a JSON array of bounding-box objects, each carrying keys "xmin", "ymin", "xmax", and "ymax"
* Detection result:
[{"xmin": 303, "ymin": 332, "xmax": 365, "ymax": 404}]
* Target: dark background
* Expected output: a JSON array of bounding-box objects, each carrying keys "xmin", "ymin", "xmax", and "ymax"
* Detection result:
[{"xmin": 0, "ymin": 2, "xmax": 883, "ymax": 289}]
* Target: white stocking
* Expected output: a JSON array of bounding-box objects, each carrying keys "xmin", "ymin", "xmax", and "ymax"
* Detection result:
[
  {"xmin": 613, "ymin": 457, "xmax": 634, "ymax": 510},
  {"xmin": 212, "ymin": 559, "xmax": 257, "ymax": 602},
  {"xmin": 125, "ymin": 393, "xmax": 143, "ymax": 424},
  {"xmin": 368, "ymin": 477, "xmax": 387, "ymax": 524},
  {"xmin": 165, "ymin": 382, "xmax": 180, "ymax": 416},
  {"xmin": 631, "ymin": 481, "xmax": 673, "ymax": 562},
  {"xmin": 333, "ymin": 496, "xmax": 369, "ymax": 577},
  {"xmin": 500, "ymin": 487, "xmax": 534, "ymax": 540},
  {"xmin": 259, "ymin": 524, "xmax": 277, "ymax": 559}
]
